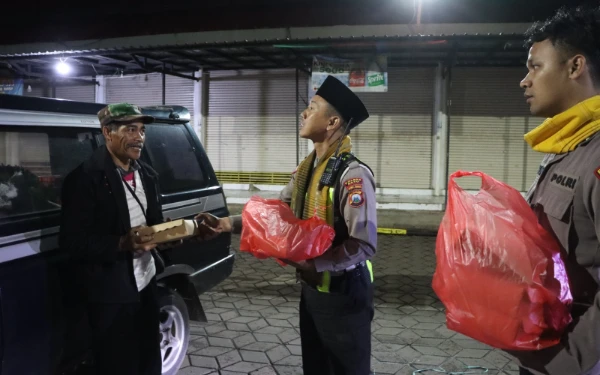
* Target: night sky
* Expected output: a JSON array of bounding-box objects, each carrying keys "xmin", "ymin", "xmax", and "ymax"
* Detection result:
[{"xmin": 0, "ymin": 0, "xmax": 584, "ymax": 45}]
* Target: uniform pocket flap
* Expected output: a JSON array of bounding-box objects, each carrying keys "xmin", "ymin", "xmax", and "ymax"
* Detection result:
[{"xmin": 534, "ymin": 190, "xmax": 574, "ymax": 222}]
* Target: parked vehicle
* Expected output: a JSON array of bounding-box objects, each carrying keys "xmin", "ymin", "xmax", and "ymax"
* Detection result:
[{"xmin": 0, "ymin": 94, "xmax": 235, "ymax": 375}]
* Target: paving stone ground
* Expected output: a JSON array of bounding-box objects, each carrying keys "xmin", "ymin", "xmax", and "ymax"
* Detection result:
[{"xmin": 177, "ymin": 235, "xmax": 521, "ymax": 375}]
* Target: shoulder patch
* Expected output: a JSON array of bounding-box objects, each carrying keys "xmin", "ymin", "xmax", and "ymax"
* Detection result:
[
  {"xmin": 595, "ymin": 166, "xmax": 600, "ymax": 180},
  {"xmin": 348, "ymin": 191, "xmax": 365, "ymax": 208},
  {"xmin": 343, "ymin": 178, "xmax": 363, "ymax": 191},
  {"xmin": 344, "ymin": 177, "xmax": 365, "ymax": 207}
]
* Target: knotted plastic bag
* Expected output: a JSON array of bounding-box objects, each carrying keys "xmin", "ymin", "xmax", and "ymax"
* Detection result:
[
  {"xmin": 432, "ymin": 171, "xmax": 573, "ymax": 350},
  {"xmin": 240, "ymin": 196, "xmax": 335, "ymax": 263}
]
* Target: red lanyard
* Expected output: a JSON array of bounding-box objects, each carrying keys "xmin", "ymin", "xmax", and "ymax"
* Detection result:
[{"xmin": 122, "ymin": 171, "xmax": 136, "ymax": 191}]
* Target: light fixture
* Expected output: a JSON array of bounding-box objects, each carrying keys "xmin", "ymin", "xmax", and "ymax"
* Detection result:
[
  {"xmin": 55, "ymin": 59, "xmax": 71, "ymax": 75},
  {"xmin": 27, "ymin": 85, "xmax": 32, "ymax": 93}
]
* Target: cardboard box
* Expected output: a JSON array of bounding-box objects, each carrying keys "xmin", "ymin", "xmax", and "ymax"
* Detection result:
[{"xmin": 135, "ymin": 219, "xmax": 198, "ymax": 244}]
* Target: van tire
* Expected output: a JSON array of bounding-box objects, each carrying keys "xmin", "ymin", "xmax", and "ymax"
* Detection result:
[{"xmin": 157, "ymin": 287, "xmax": 190, "ymax": 375}]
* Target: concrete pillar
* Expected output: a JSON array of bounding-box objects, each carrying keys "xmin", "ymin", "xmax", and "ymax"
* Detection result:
[
  {"xmin": 193, "ymin": 70, "xmax": 202, "ymax": 140},
  {"xmin": 200, "ymin": 71, "xmax": 210, "ymax": 147},
  {"xmin": 95, "ymin": 76, "xmax": 106, "ymax": 103},
  {"xmin": 431, "ymin": 63, "xmax": 450, "ymax": 196}
]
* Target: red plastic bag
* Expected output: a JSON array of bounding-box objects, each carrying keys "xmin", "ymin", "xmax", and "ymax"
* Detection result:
[
  {"xmin": 240, "ymin": 196, "xmax": 336, "ymax": 263},
  {"xmin": 432, "ymin": 171, "xmax": 573, "ymax": 350}
]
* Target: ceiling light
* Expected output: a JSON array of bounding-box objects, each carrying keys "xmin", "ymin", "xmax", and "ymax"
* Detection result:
[{"xmin": 55, "ymin": 60, "xmax": 71, "ymax": 75}]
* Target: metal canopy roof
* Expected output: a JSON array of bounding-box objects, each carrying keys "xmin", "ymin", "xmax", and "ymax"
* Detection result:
[{"xmin": 0, "ymin": 27, "xmax": 530, "ymax": 84}]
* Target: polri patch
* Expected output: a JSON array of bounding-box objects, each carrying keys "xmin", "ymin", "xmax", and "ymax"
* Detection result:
[
  {"xmin": 595, "ymin": 166, "xmax": 600, "ymax": 180},
  {"xmin": 343, "ymin": 177, "xmax": 363, "ymax": 192},
  {"xmin": 349, "ymin": 191, "xmax": 365, "ymax": 208},
  {"xmin": 549, "ymin": 172, "xmax": 578, "ymax": 191}
]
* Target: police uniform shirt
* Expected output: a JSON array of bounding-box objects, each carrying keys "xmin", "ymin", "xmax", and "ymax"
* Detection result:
[{"xmin": 279, "ymin": 160, "xmax": 377, "ymax": 272}]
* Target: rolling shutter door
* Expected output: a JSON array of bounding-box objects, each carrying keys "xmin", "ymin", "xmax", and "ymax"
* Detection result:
[
  {"xmin": 106, "ymin": 73, "xmax": 196, "ymax": 124},
  {"xmin": 18, "ymin": 132, "xmax": 50, "ymax": 168},
  {"xmin": 524, "ymin": 116, "xmax": 545, "ymax": 191},
  {"xmin": 353, "ymin": 67, "xmax": 435, "ymax": 189},
  {"xmin": 10, "ymin": 132, "xmax": 51, "ymax": 176},
  {"xmin": 448, "ymin": 68, "xmax": 544, "ymax": 191},
  {"xmin": 165, "ymin": 74, "xmax": 196, "ymax": 126},
  {"xmin": 23, "ymin": 82, "xmax": 95, "ymax": 102},
  {"xmin": 23, "ymin": 86, "xmax": 46, "ymax": 98},
  {"xmin": 206, "ymin": 69, "xmax": 309, "ymax": 175},
  {"xmin": 55, "ymin": 84, "xmax": 95, "ymax": 102},
  {"xmin": 106, "ymin": 73, "xmax": 163, "ymax": 107}
]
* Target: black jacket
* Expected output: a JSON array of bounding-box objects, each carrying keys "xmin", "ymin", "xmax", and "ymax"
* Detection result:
[{"xmin": 59, "ymin": 146, "xmax": 163, "ymax": 303}]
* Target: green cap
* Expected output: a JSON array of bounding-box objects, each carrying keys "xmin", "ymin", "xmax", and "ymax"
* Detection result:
[{"xmin": 97, "ymin": 103, "xmax": 154, "ymax": 126}]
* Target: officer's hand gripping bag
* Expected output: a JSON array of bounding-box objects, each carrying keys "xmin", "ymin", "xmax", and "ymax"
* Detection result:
[
  {"xmin": 432, "ymin": 171, "xmax": 573, "ymax": 350},
  {"xmin": 240, "ymin": 196, "xmax": 335, "ymax": 263}
]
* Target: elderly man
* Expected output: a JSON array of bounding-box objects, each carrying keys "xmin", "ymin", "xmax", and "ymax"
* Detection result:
[{"xmin": 59, "ymin": 103, "xmax": 215, "ymax": 374}]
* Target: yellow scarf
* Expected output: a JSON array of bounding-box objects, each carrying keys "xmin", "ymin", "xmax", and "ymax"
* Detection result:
[
  {"xmin": 524, "ymin": 95, "xmax": 600, "ymax": 154},
  {"xmin": 290, "ymin": 136, "xmax": 352, "ymax": 223}
]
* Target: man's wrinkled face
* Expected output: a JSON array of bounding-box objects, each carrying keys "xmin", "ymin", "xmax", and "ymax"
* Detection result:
[
  {"xmin": 103, "ymin": 121, "xmax": 145, "ymax": 162},
  {"xmin": 520, "ymin": 39, "xmax": 572, "ymax": 118}
]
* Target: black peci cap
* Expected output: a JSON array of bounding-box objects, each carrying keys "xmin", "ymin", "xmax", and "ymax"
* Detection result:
[{"xmin": 315, "ymin": 75, "xmax": 369, "ymax": 129}]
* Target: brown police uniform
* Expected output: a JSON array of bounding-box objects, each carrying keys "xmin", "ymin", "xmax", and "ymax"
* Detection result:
[
  {"xmin": 279, "ymin": 160, "xmax": 377, "ymax": 272},
  {"xmin": 231, "ymin": 158, "xmax": 377, "ymax": 375},
  {"xmin": 278, "ymin": 157, "xmax": 377, "ymax": 375},
  {"xmin": 231, "ymin": 76, "xmax": 377, "ymax": 375},
  {"xmin": 511, "ymin": 132, "xmax": 600, "ymax": 375}
]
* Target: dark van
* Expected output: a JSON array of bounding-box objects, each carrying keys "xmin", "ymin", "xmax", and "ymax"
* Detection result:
[{"xmin": 0, "ymin": 94, "xmax": 234, "ymax": 375}]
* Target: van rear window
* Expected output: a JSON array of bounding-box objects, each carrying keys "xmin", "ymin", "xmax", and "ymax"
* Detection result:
[
  {"xmin": 0, "ymin": 128, "xmax": 96, "ymax": 220},
  {"xmin": 143, "ymin": 124, "xmax": 207, "ymax": 195}
]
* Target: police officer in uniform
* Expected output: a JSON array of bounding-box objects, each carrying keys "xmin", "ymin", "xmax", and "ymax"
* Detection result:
[
  {"xmin": 507, "ymin": 5, "xmax": 600, "ymax": 375},
  {"xmin": 198, "ymin": 75, "xmax": 377, "ymax": 375}
]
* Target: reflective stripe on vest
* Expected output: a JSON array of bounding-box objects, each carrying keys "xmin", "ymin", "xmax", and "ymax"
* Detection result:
[{"xmin": 316, "ymin": 187, "xmax": 373, "ymax": 293}]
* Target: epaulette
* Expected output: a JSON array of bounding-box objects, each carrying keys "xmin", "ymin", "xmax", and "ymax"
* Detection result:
[{"xmin": 337, "ymin": 152, "xmax": 374, "ymax": 179}]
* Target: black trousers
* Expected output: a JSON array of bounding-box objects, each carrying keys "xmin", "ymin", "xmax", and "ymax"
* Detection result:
[
  {"xmin": 300, "ymin": 265, "xmax": 374, "ymax": 375},
  {"xmin": 87, "ymin": 279, "xmax": 162, "ymax": 375}
]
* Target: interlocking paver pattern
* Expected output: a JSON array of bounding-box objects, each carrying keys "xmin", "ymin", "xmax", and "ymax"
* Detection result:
[{"xmin": 178, "ymin": 235, "xmax": 521, "ymax": 375}]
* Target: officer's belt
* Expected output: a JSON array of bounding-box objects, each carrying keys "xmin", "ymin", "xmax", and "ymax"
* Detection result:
[
  {"xmin": 299, "ymin": 260, "xmax": 373, "ymax": 293},
  {"xmin": 328, "ymin": 260, "xmax": 367, "ymax": 276}
]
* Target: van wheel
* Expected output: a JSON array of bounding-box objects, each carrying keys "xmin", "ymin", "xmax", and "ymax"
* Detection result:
[{"xmin": 158, "ymin": 288, "xmax": 190, "ymax": 375}]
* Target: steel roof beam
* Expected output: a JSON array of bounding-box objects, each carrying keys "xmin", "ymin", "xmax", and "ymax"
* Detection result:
[
  {"xmin": 9, "ymin": 63, "xmax": 99, "ymax": 85},
  {"xmin": 134, "ymin": 53, "xmax": 200, "ymax": 71},
  {"xmin": 203, "ymin": 48, "xmax": 262, "ymax": 69},
  {"xmin": 167, "ymin": 51, "xmax": 226, "ymax": 70},
  {"xmin": 130, "ymin": 54, "xmax": 199, "ymax": 81},
  {"xmin": 244, "ymin": 47, "xmax": 286, "ymax": 68}
]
